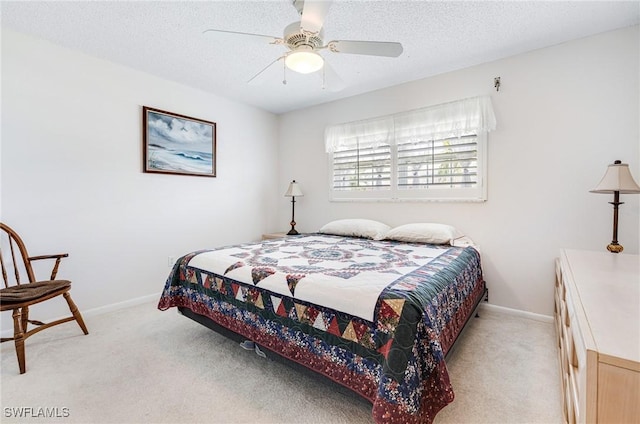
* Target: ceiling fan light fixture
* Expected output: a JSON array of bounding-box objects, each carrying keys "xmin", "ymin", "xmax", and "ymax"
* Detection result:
[{"xmin": 285, "ymin": 49, "xmax": 324, "ymax": 74}]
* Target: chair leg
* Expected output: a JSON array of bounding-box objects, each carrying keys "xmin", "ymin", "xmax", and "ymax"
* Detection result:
[
  {"xmin": 12, "ymin": 309, "xmax": 26, "ymax": 374},
  {"xmin": 20, "ymin": 306, "xmax": 29, "ymax": 334},
  {"xmin": 63, "ymin": 292, "xmax": 89, "ymax": 335}
]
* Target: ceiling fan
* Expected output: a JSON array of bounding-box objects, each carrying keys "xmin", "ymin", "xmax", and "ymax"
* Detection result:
[{"xmin": 203, "ymin": 0, "xmax": 403, "ymax": 89}]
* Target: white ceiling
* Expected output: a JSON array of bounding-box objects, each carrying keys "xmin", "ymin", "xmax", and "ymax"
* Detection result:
[{"xmin": 2, "ymin": 1, "xmax": 638, "ymax": 114}]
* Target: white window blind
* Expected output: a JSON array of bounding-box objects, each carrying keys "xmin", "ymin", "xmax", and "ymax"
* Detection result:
[
  {"xmin": 332, "ymin": 144, "xmax": 391, "ymax": 191},
  {"xmin": 326, "ymin": 96, "xmax": 496, "ymax": 201},
  {"xmin": 397, "ymin": 134, "xmax": 478, "ymax": 189}
]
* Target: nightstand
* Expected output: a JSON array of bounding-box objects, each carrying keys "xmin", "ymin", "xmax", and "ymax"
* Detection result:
[{"xmin": 261, "ymin": 232, "xmax": 289, "ymax": 240}]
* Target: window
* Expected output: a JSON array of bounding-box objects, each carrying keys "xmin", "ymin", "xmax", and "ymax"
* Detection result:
[{"xmin": 326, "ymin": 96, "xmax": 496, "ymax": 201}]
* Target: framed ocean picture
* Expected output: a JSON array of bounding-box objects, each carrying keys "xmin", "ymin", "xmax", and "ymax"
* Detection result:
[{"xmin": 143, "ymin": 106, "xmax": 216, "ymax": 177}]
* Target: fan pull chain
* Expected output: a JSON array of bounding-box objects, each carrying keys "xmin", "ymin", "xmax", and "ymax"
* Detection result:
[
  {"xmin": 282, "ymin": 61, "xmax": 287, "ymax": 85},
  {"xmin": 322, "ymin": 65, "xmax": 326, "ymax": 90}
]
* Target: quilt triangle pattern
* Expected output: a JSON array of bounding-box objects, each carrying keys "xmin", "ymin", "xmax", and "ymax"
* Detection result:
[
  {"xmin": 379, "ymin": 299, "xmax": 405, "ymax": 318},
  {"xmin": 235, "ymin": 286, "xmax": 247, "ymax": 302},
  {"xmin": 342, "ymin": 321, "xmax": 359, "ymax": 343},
  {"xmin": 327, "ymin": 316, "xmax": 342, "ymax": 337},
  {"xmin": 377, "ymin": 299, "xmax": 405, "ymax": 329},
  {"xmin": 277, "ymin": 300, "xmax": 289, "ymax": 317},
  {"xmin": 304, "ymin": 307, "xmax": 320, "ymax": 324},
  {"xmin": 215, "ymin": 277, "xmax": 225, "ymax": 293},
  {"xmin": 224, "ymin": 261, "xmax": 244, "ymax": 275},
  {"xmin": 254, "ymin": 293, "xmax": 264, "ymax": 309},
  {"xmin": 288, "ymin": 304, "xmax": 299, "ymax": 321},
  {"xmin": 313, "ymin": 312, "xmax": 327, "ymax": 331},
  {"xmin": 351, "ymin": 320, "xmax": 368, "ymax": 340},
  {"xmin": 251, "ymin": 267, "xmax": 275, "ymax": 285},
  {"xmin": 295, "ymin": 303, "xmax": 307, "ymax": 322},
  {"xmin": 231, "ymin": 283, "xmax": 240, "ymax": 298},
  {"xmin": 247, "ymin": 288, "xmax": 264, "ymax": 309},
  {"xmin": 385, "ymin": 299, "xmax": 406, "ymax": 316},
  {"xmin": 202, "ymin": 273, "xmax": 212, "ymax": 289},
  {"xmin": 271, "ymin": 295, "xmax": 282, "ymax": 314},
  {"xmin": 377, "ymin": 339, "xmax": 394, "ymax": 359},
  {"xmin": 353, "ymin": 320, "xmax": 375, "ymax": 348},
  {"xmin": 186, "ymin": 269, "xmax": 198, "ymax": 284},
  {"xmin": 286, "ymin": 274, "xmax": 305, "ymax": 296}
]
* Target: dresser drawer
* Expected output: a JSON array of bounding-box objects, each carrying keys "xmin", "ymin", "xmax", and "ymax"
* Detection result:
[
  {"xmin": 568, "ymin": 362, "xmax": 579, "ymax": 424},
  {"xmin": 563, "ymin": 373, "xmax": 574, "ymax": 424},
  {"xmin": 569, "ymin": 298, "xmax": 588, "ymax": 423}
]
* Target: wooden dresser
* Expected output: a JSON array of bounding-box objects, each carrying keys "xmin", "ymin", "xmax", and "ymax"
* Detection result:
[{"xmin": 555, "ymin": 249, "xmax": 639, "ymax": 424}]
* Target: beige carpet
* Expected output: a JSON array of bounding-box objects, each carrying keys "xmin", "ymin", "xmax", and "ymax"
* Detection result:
[{"xmin": 1, "ymin": 300, "xmax": 561, "ymax": 423}]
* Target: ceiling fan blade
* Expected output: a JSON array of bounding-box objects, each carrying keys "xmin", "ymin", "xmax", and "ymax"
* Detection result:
[
  {"xmin": 203, "ymin": 29, "xmax": 281, "ymax": 44},
  {"xmin": 315, "ymin": 60, "xmax": 345, "ymax": 92},
  {"xmin": 300, "ymin": 0, "xmax": 332, "ymax": 34},
  {"xmin": 247, "ymin": 56, "xmax": 285, "ymax": 85},
  {"xmin": 327, "ymin": 40, "xmax": 403, "ymax": 57}
]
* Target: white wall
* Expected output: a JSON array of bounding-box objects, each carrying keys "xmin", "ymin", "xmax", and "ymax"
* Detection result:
[
  {"xmin": 2, "ymin": 26, "xmax": 638, "ymax": 329},
  {"xmin": 277, "ymin": 26, "xmax": 640, "ymax": 316},
  {"xmin": 1, "ymin": 29, "xmax": 280, "ymax": 331}
]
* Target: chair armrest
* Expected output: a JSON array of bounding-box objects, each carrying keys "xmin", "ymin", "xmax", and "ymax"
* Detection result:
[
  {"xmin": 29, "ymin": 254, "xmax": 69, "ymax": 261},
  {"xmin": 28, "ymin": 253, "xmax": 69, "ymax": 280}
]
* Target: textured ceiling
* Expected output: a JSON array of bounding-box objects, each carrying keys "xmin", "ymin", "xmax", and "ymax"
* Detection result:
[{"xmin": 2, "ymin": 1, "xmax": 638, "ymax": 114}]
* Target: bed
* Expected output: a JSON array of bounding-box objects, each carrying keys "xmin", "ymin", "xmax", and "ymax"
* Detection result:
[{"xmin": 158, "ymin": 221, "xmax": 486, "ymax": 423}]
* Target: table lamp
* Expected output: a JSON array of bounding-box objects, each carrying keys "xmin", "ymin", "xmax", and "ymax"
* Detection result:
[
  {"xmin": 284, "ymin": 180, "xmax": 303, "ymax": 235},
  {"xmin": 590, "ymin": 160, "xmax": 640, "ymax": 253}
]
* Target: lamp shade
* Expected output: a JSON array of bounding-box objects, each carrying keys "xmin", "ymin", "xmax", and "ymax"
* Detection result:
[
  {"xmin": 285, "ymin": 180, "xmax": 303, "ymax": 197},
  {"xmin": 590, "ymin": 161, "xmax": 640, "ymax": 194},
  {"xmin": 285, "ymin": 49, "xmax": 324, "ymax": 74}
]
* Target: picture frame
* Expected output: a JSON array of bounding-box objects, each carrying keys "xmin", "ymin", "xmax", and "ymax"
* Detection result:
[{"xmin": 143, "ymin": 106, "xmax": 217, "ymax": 177}]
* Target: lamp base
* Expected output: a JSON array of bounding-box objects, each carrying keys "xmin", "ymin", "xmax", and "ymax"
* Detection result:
[
  {"xmin": 607, "ymin": 242, "xmax": 623, "ymax": 253},
  {"xmin": 287, "ymin": 220, "xmax": 299, "ymax": 235}
]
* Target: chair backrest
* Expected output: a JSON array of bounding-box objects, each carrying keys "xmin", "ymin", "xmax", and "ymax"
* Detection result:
[{"xmin": 0, "ymin": 223, "xmax": 36, "ymax": 288}]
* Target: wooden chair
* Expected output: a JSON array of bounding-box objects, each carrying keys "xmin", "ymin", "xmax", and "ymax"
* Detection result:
[{"xmin": 0, "ymin": 223, "xmax": 88, "ymax": 374}]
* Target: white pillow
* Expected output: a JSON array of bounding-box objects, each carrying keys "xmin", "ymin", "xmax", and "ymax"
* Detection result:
[
  {"xmin": 318, "ymin": 219, "xmax": 391, "ymax": 240},
  {"xmin": 384, "ymin": 223, "xmax": 463, "ymax": 245}
]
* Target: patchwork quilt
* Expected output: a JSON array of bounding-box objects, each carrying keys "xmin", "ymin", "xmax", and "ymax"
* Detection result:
[{"xmin": 158, "ymin": 234, "xmax": 485, "ymax": 424}]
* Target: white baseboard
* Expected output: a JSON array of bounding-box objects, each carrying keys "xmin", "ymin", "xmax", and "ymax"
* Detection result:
[
  {"xmin": 1, "ymin": 293, "xmax": 161, "ymax": 339},
  {"xmin": 81, "ymin": 292, "xmax": 161, "ymax": 318},
  {"xmin": 480, "ymin": 302, "xmax": 553, "ymax": 323}
]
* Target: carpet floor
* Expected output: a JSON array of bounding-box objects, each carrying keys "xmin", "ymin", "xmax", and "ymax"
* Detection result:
[{"xmin": 1, "ymin": 299, "xmax": 562, "ymax": 423}]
